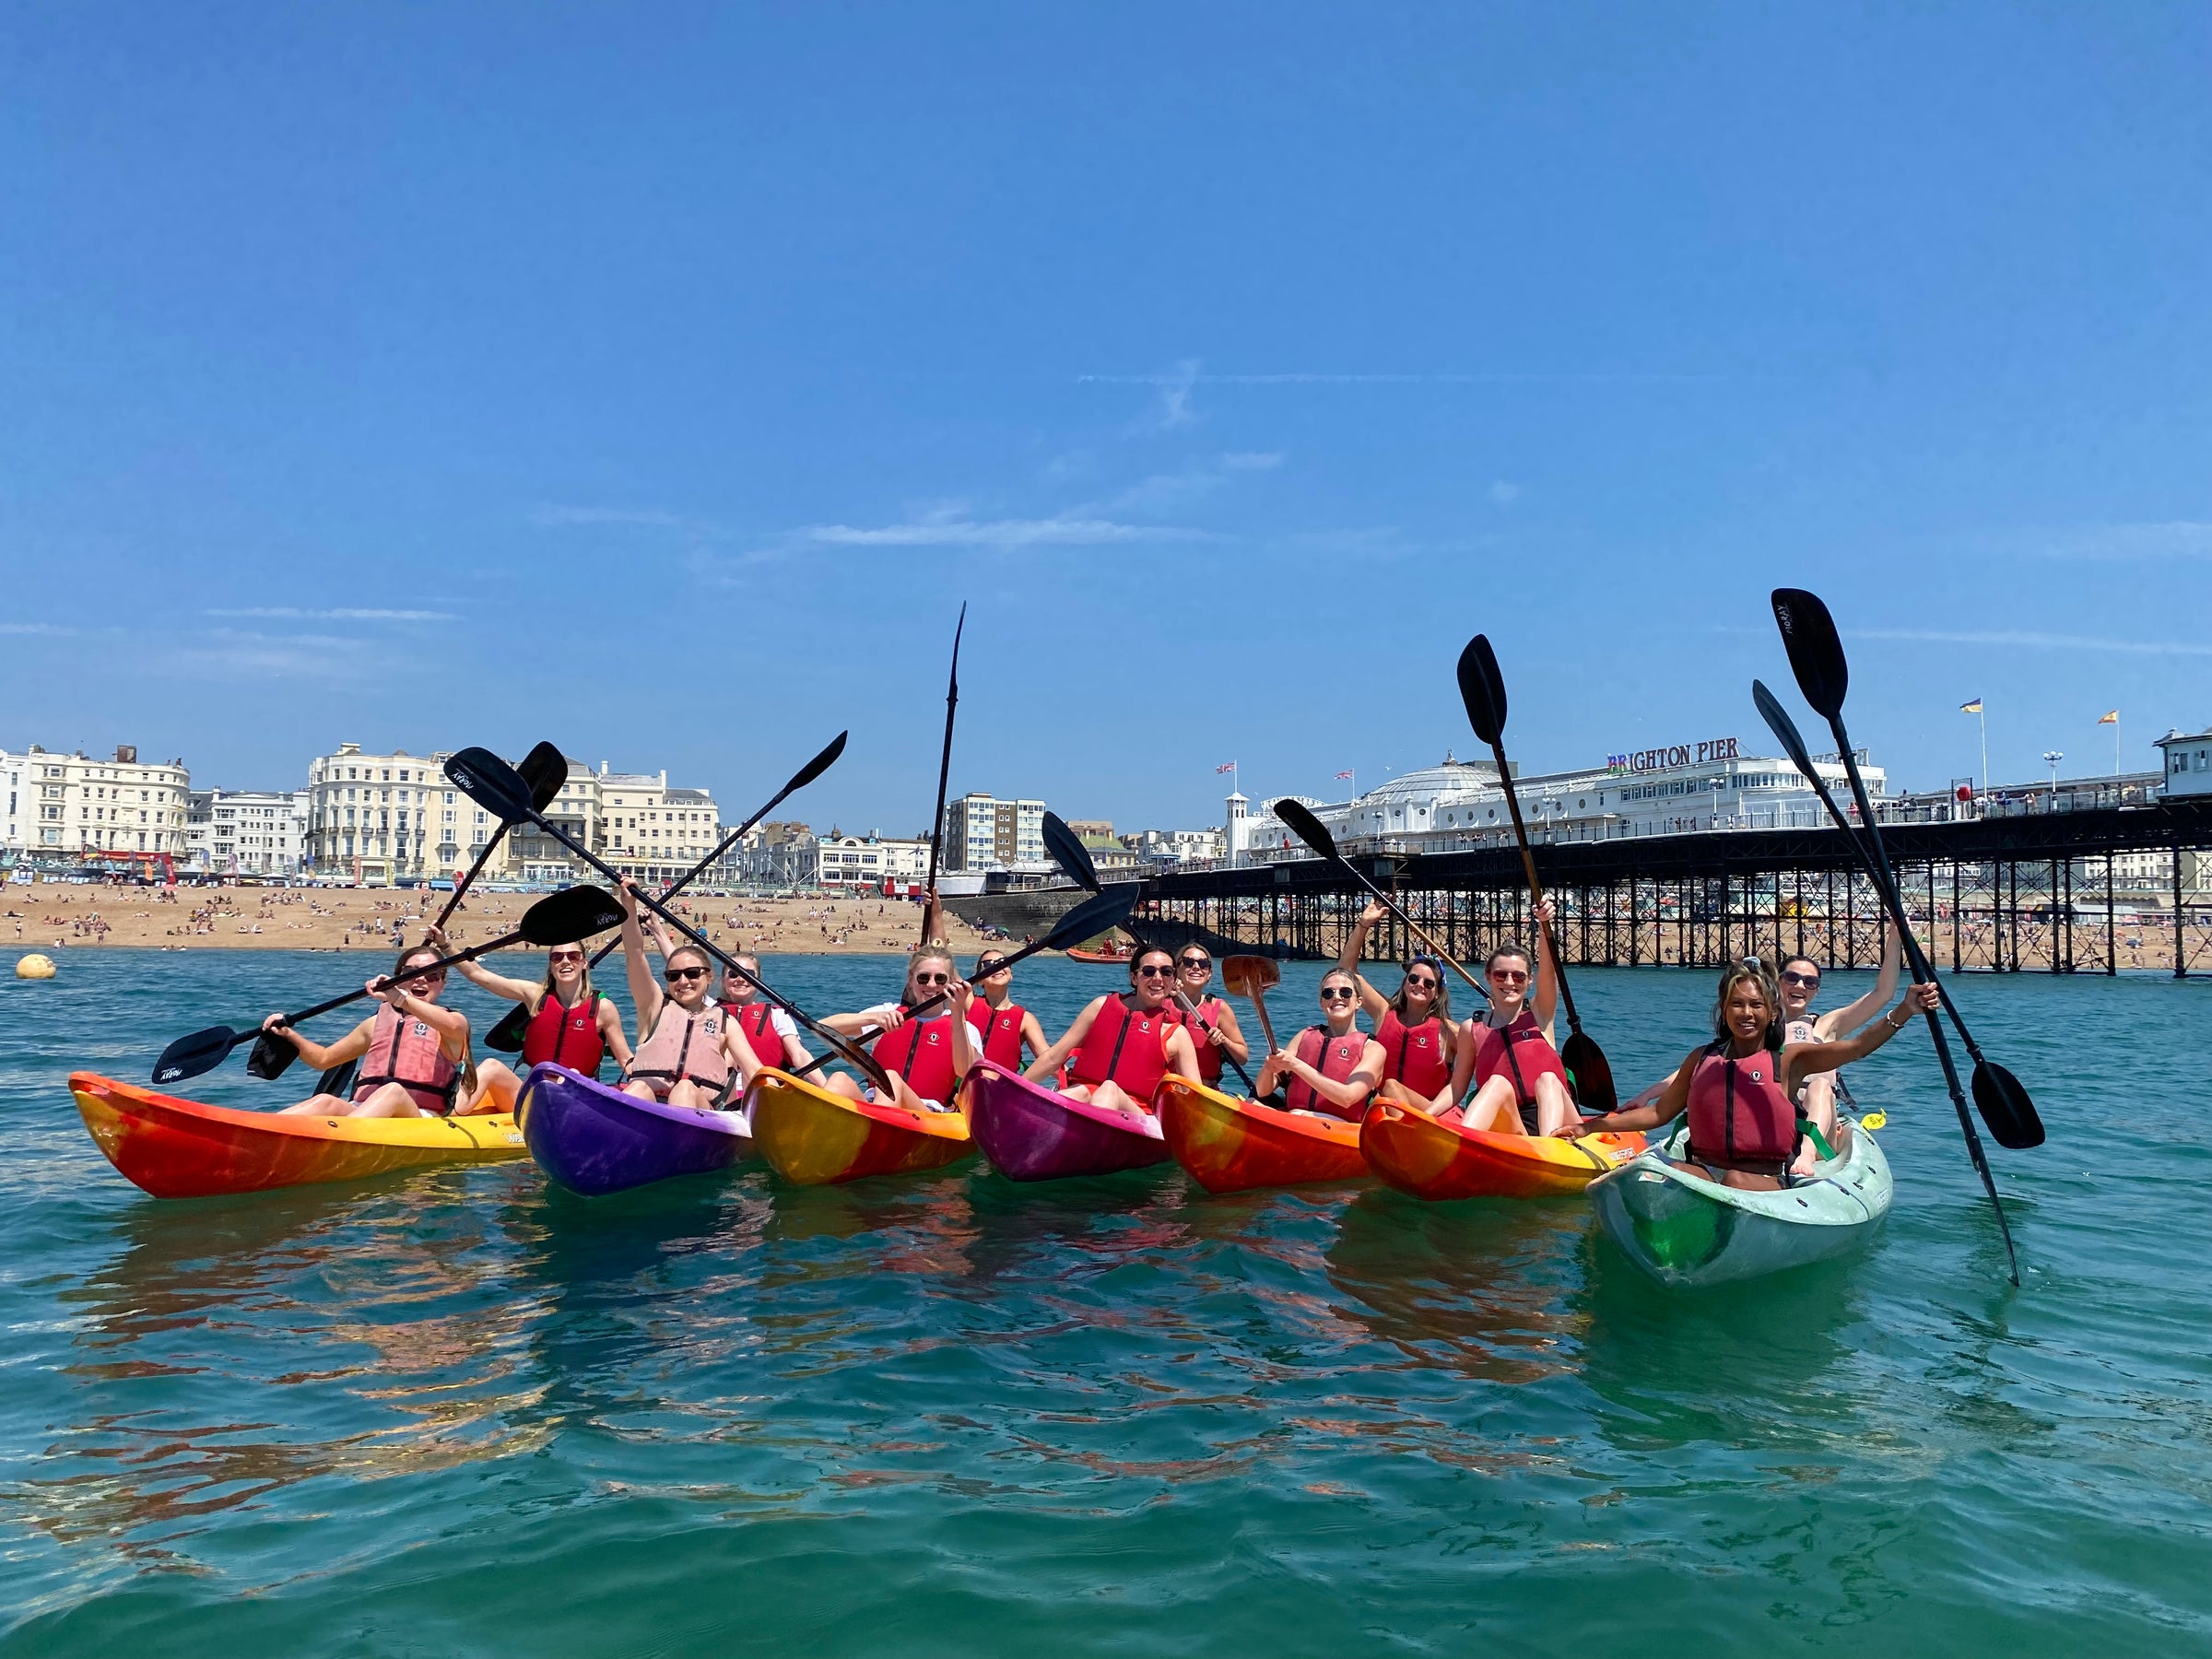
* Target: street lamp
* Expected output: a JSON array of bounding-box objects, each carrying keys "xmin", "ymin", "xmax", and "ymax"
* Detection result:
[{"xmin": 2042, "ymin": 750, "xmax": 2064, "ymax": 788}]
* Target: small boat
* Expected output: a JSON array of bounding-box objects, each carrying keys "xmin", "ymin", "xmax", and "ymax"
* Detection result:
[
  {"xmin": 962, "ymin": 1061, "xmax": 1171, "ymax": 1181},
  {"xmin": 1065, "ymin": 944, "xmax": 1135, "ymax": 964},
  {"xmin": 1593, "ymin": 1117, "xmax": 1893, "ymax": 1288},
  {"xmin": 1360, "ymin": 1102, "xmax": 1646, "ymax": 1201},
  {"xmin": 70, "ymin": 1070, "xmax": 527, "ymax": 1200},
  {"xmin": 1156, "ymin": 1076, "xmax": 1368, "ymax": 1194},
  {"xmin": 747, "ymin": 1066, "xmax": 975, "ymax": 1185},
  {"xmin": 517, "ymin": 1062, "xmax": 754, "ymax": 1196}
]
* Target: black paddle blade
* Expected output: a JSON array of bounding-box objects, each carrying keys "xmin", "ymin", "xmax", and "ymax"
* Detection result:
[
  {"xmin": 485, "ymin": 1003, "xmax": 529, "ymax": 1053},
  {"xmin": 1045, "ymin": 883, "xmax": 1143, "ymax": 951},
  {"xmin": 152, "ymin": 1024, "xmax": 245, "ymax": 1087},
  {"xmin": 519, "ymin": 741, "xmax": 569, "ymax": 812},
  {"xmin": 518, "ymin": 885, "xmax": 625, "ymax": 947},
  {"xmin": 1752, "ymin": 678, "xmax": 1824, "ymax": 787},
  {"xmin": 1456, "ymin": 635, "xmax": 1508, "ymax": 747},
  {"xmin": 445, "ymin": 747, "xmax": 534, "ymax": 822},
  {"xmin": 1972, "ymin": 1059, "xmax": 2046, "ymax": 1150},
  {"xmin": 1560, "ymin": 1030, "xmax": 1618, "ymax": 1114},
  {"xmin": 1771, "ymin": 588, "xmax": 1848, "ymax": 720},
  {"xmin": 245, "ymin": 1032, "xmax": 300, "ymax": 1082},
  {"xmin": 1272, "ymin": 797, "xmax": 1340, "ymax": 863},
  {"xmin": 1041, "ymin": 811, "xmax": 1103, "ymax": 892},
  {"xmin": 787, "ymin": 730, "xmax": 849, "ymax": 798}
]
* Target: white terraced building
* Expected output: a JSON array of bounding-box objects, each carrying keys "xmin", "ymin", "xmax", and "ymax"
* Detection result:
[
  {"xmin": 186, "ymin": 789, "xmax": 312, "ymax": 877},
  {"xmin": 0, "ymin": 745, "xmax": 192, "ymax": 860}
]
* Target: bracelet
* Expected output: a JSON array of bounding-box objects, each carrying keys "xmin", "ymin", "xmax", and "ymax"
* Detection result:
[{"xmin": 1887, "ymin": 1010, "xmax": 1907, "ymax": 1031}]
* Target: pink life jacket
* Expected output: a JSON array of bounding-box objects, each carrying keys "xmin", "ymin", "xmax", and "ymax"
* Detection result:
[
  {"xmin": 1474, "ymin": 1009, "xmax": 1571, "ymax": 1130},
  {"xmin": 629, "ymin": 1001, "xmax": 732, "ymax": 1100},
  {"xmin": 967, "ymin": 1000, "xmax": 1028, "ymax": 1071},
  {"xmin": 355, "ymin": 1003, "xmax": 462, "ymax": 1115},
  {"xmin": 873, "ymin": 1012, "xmax": 962, "ymax": 1106},
  {"xmin": 1376, "ymin": 1009, "xmax": 1453, "ymax": 1099},
  {"xmin": 523, "ymin": 991, "xmax": 607, "ymax": 1078},
  {"xmin": 1283, "ymin": 1025, "xmax": 1371, "ymax": 1122},
  {"xmin": 1166, "ymin": 995, "xmax": 1230, "ymax": 1087},
  {"xmin": 1686, "ymin": 1046, "xmax": 1798, "ymax": 1175},
  {"xmin": 1067, "ymin": 994, "xmax": 1172, "ymax": 1104}
]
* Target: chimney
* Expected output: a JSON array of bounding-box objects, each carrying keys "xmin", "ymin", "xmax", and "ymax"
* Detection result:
[{"xmin": 114, "ymin": 745, "xmax": 137, "ymax": 764}]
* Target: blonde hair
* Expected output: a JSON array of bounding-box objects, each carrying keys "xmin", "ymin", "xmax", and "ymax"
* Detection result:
[{"xmin": 902, "ymin": 945, "xmax": 956, "ymax": 1008}]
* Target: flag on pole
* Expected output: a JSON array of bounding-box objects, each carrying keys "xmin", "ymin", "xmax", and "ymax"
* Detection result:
[
  {"xmin": 1215, "ymin": 761, "xmax": 1237, "ymax": 774},
  {"xmin": 1334, "ymin": 770, "xmax": 1355, "ymax": 781},
  {"xmin": 1960, "ymin": 698, "xmax": 1983, "ymax": 714},
  {"xmin": 2098, "ymin": 710, "xmax": 2119, "ymax": 724}
]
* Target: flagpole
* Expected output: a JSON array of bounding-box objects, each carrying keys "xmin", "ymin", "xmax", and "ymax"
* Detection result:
[{"xmin": 1979, "ymin": 706, "xmax": 1987, "ymax": 794}]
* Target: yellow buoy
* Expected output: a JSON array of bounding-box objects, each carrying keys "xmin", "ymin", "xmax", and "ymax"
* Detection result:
[{"xmin": 16, "ymin": 954, "xmax": 57, "ymax": 980}]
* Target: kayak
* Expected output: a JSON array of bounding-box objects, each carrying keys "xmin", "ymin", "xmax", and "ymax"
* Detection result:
[
  {"xmin": 1156, "ymin": 1076, "xmax": 1368, "ymax": 1194},
  {"xmin": 70, "ymin": 1070, "xmax": 527, "ymax": 1199},
  {"xmin": 1593, "ymin": 1116, "xmax": 1893, "ymax": 1288},
  {"xmin": 1360, "ymin": 1101, "xmax": 1647, "ymax": 1200},
  {"xmin": 747, "ymin": 1065, "xmax": 975, "ymax": 1186},
  {"xmin": 518, "ymin": 1062, "xmax": 754, "ymax": 1196},
  {"xmin": 963, "ymin": 1060, "xmax": 1171, "ymax": 1181},
  {"xmin": 1065, "ymin": 947, "xmax": 1135, "ymax": 964}
]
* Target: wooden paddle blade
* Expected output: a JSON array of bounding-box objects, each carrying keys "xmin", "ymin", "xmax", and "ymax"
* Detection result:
[
  {"xmin": 1273, "ymin": 797, "xmax": 1339, "ymax": 862},
  {"xmin": 1041, "ymin": 811, "xmax": 1103, "ymax": 892},
  {"xmin": 1221, "ymin": 955, "xmax": 1281, "ymax": 999},
  {"xmin": 1046, "ymin": 883, "xmax": 1142, "ymax": 950},
  {"xmin": 1456, "ymin": 634, "xmax": 1508, "ymax": 746},
  {"xmin": 1752, "ymin": 678, "xmax": 1825, "ymax": 786},
  {"xmin": 1771, "ymin": 588, "xmax": 1848, "ymax": 720},
  {"xmin": 151, "ymin": 1025, "xmax": 243, "ymax": 1087},
  {"xmin": 1559, "ymin": 1030, "xmax": 1618, "ymax": 1113},
  {"xmin": 245, "ymin": 1032, "xmax": 300, "ymax": 1082},
  {"xmin": 1972, "ymin": 1060, "xmax": 2046, "ymax": 1150},
  {"xmin": 519, "ymin": 741, "xmax": 568, "ymax": 811},
  {"xmin": 445, "ymin": 747, "xmax": 534, "ymax": 822},
  {"xmin": 485, "ymin": 1003, "xmax": 530, "ymax": 1053},
  {"xmin": 518, "ymin": 885, "xmax": 625, "ymax": 947}
]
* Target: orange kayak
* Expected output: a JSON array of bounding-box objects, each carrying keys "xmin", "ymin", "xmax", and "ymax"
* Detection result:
[
  {"xmin": 70, "ymin": 1070, "xmax": 528, "ymax": 1199},
  {"xmin": 1359, "ymin": 1101, "xmax": 1646, "ymax": 1200},
  {"xmin": 1157, "ymin": 1076, "xmax": 1369, "ymax": 1194},
  {"xmin": 747, "ymin": 1066, "xmax": 975, "ymax": 1186}
]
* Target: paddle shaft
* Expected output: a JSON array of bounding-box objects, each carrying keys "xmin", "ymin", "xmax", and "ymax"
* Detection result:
[
  {"xmin": 789, "ymin": 925, "xmax": 1070, "ymax": 1077},
  {"xmin": 429, "ymin": 828, "xmax": 517, "ymax": 935},
  {"xmin": 1480, "ymin": 738, "xmax": 1589, "ymax": 1036},
  {"xmin": 246, "ymin": 926, "xmax": 534, "ymax": 1054},
  {"xmin": 1327, "ymin": 853, "xmax": 1494, "ymax": 1009},
  {"xmin": 921, "ymin": 605, "xmax": 964, "ymax": 945},
  {"xmin": 1114, "ymin": 912, "xmax": 1259, "ymax": 1093}
]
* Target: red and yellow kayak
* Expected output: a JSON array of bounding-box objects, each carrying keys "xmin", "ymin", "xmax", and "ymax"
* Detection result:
[
  {"xmin": 1359, "ymin": 1101, "xmax": 1646, "ymax": 1201},
  {"xmin": 747, "ymin": 1066, "xmax": 975, "ymax": 1186},
  {"xmin": 70, "ymin": 1070, "xmax": 529, "ymax": 1200},
  {"xmin": 1157, "ymin": 1076, "xmax": 1369, "ymax": 1194}
]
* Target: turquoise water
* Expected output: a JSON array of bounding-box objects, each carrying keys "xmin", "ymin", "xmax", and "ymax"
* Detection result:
[{"xmin": 3, "ymin": 949, "xmax": 2208, "ymax": 1655}]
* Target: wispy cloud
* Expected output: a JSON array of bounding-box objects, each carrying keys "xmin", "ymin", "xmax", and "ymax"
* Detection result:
[
  {"xmin": 159, "ymin": 630, "xmax": 402, "ymax": 683},
  {"xmin": 0, "ymin": 621, "xmax": 76, "ymax": 635},
  {"xmin": 804, "ymin": 514, "xmax": 1209, "ymax": 549},
  {"xmin": 532, "ymin": 504, "xmax": 712, "ymax": 532},
  {"xmin": 204, "ymin": 607, "xmax": 457, "ymax": 622},
  {"xmin": 1860, "ymin": 627, "xmax": 2212, "ymax": 658},
  {"xmin": 1488, "ymin": 480, "xmax": 1522, "ymax": 505},
  {"xmin": 2039, "ymin": 522, "xmax": 2212, "ymax": 560},
  {"xmin": 1221, "ymin": 452, "xmax": 1283, "ymax": 471}
]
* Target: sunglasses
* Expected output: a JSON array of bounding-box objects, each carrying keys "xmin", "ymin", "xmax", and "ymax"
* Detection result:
[
  {"xmin": 975, "ymin": 959, "xmax": 1008, "ymax": 975},
  {"xmin": 1405, "ymin": 974, "xmax": 1440, "ymax": 991},
  {"xmin": 1135, "ymin": 964, "xmax": 1175, "ymax": 978},
  {"xmin": 914, "ymin": 971, "xmax": 953, "ymax": 986},
  {"xmin": 665, "ymin": 965, "xmax": 710, "ymax": 982},
  {"xmin": 1489, "ymin": 970, "xmax": 1529, "ymax": 985},
  {"xmin": 1178, "ymin": 957, "xmax": 1211, "ymax": 970},
  {"xmin": 1320, "ymin": 986, "xmax": 1356, "ymax": 1001},
  {"xmin": 547, "ymin": 949, "xmax": 585, "ymax": 964},
  {"xmin": 402, "ymin": 969, "xmax": 447, "ymax": 982},
  {"xmin": 1780, "ymin": 971, "xmax": 1820, "ymax": 988}
]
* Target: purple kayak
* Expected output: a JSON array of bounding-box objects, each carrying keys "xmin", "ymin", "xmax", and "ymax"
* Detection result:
[
  {"xmin": 518, "ymin": 1062, "xmax": 755, "ymax": 1196},
  {"xmin": 961, "ymin": 1060, "xmax": 1173, "ymax": 1182}
]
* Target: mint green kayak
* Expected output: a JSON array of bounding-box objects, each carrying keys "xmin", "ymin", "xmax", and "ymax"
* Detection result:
[{"xmin": 1592, "ymin": 1116, "xmax": 1892, "ymax": 1288}]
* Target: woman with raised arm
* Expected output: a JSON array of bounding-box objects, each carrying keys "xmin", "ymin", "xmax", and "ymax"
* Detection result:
[
  {"xmin": 1337, "ymin": 900, "xmax": 1457, "ymax": 1113},
  {"xmin": 618, "ymin": 878, "xmax": 763, "ymax": 1110},
  {"xmin": 1448, "ymin": 895, "xmax": 1576, "ymax": 1136},
  {"xmin": 1161, "ymin": 944, "xmax": 1250, "ymax": 1092},
  {"xmin": 1564, "ymin": 959, "xmax": 1937, "ymax": 1191},
  {"xmin": 265, "ymin": 945, "xmax": 495, "ymax": 1119},
  {"xmin": 1024, "ymin": 946, "xmax": 1203, "ymax": 1116},
  {"xmin": 1775, "ymin": 922, "xmax": 1901, "ymax": 1169},
  {"xmin": 426, "ymin": 923, "xmax": 630, "ymax": 1111},
  {"xmin": 968, "ymin": 947, "xmax": 1051, "ymax": 1073},
  {"xmin": 1254, "ymin": 967, "xmax": 1387, "ymax": 1121},
  {"xmin": 820, "ymin": 944, "xmax": 979, "ymax": 1114}
]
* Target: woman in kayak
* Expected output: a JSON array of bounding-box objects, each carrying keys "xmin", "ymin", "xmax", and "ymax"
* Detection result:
[
  {"xmin": 1562, "ymin": 959, "xmax": 1936, "ymax": 1189},
  {"xmin": 617, "ymin": 879, "xmax": 762, "ymax": 1110},
  {"xmin": 821, "ymin": 944, "xmax": 981, "ymax": 1113},
  {"xmin": 1448, "ymin": 897, "xmax": 1576, "ymax": 1136},
  {"xmin": 265, "ymin": 946, "xmax": 493, "ymax": 1119},
  {"xmin": 967, "ymin": 947, "xmax": 1051, "ymax": 1073},
  {"xmin": 426, "ymin": 924, "xmax": 631, "ymax": 1109},
  {"xmin": 1336, "ymin": 900, "xmax": 1457, "ymax": 1112},
  {"xmin": 1025, "ymin": 946, "xmax": 1203, "ymax": 1115},
  {"xmin": 716, "ymin": 952, "xmax": 813, "ymax": 1072},
  {"xmin": 1777, "ymin": 923, "xmax": 1901, "ymax": 1169},
  {"xmin": 1162, "ymin": 944, "xmax": 1250, "ymax": 1093},
  {"xmin": 1253, "ymin": 967, "xmax": 1386, "ymax": 1121}
]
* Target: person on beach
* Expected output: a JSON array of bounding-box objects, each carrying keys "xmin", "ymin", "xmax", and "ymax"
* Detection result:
[
  {"xmin": 617, "ymin": 878, "xmax": 762, "ymax": 1110},
  {"xmin": 1561, "ymin": 959, "xmax": 1937, "ymax": 1191},
  {"xmin": 265, "ymin": 945, "xmax": 496, "ymax": 1118},
  {"xmin": 1025, "ymin": 947, "xmax": 1204, "ymax": 1115},
  {"xmin": 1254, "ymin": 967, "xmax": 1386, "ymax": 1121},
  {"xmin": 1336, "ymin": 900, "xmax": 1457, "ymax": 1112},
  {"xmin": 967, "ymin": 947, "xmax": 1051, "ymax": 1073},
  {"xmin": 821, "ymin": 943, "xmax": 981, "ymax": 1114},
  {"xmin": 1160, "ymin": 944, "xmax": 1250, "ymax": 1092},
  {"xmin": 1447, "ymin": 896, "xmax": 1577, "ymax": 1136},
  {"xmin": 427, "ymin": 922, "xmax": 631, "ymax": 1102}
]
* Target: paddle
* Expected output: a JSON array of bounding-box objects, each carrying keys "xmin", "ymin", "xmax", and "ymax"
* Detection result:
[
  {"xmin": 1768, "ymin": 586, "xmax": 2033, "ymax": 1284},
  {"xmin": 1453, "ymin": 637, "xmax": 1618, "ymax": 1113},
  {"xmin": 921, "ymin": 605, "xmax": 965, "ymax": 945},
  {"xmin": 1040, "ymin": 811, "xmax": 1261, "ymax": 1094},
  {"xmin": 444, "ymin": 747, "xmax": 893, "ymax": 1092},
  {"xmin": 790, "ymin": 882, "xmax": 1141, "ymax": 1077},
  {"xmin": 483, "ymin": 730, "xmax": 850, "ymax": 1052},
  {"xmin": 153, "ymin": 885, "xmax": 623, "ymax": 1087},
  {"xmin": 1221, "ymin": 955, "xmax": 1282, "ymax": 1053}
]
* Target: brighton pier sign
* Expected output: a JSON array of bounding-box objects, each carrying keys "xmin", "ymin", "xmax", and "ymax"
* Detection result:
[{"xmin": 1606, "ymin": 736, "xmax": 1741, "ymax": 776}]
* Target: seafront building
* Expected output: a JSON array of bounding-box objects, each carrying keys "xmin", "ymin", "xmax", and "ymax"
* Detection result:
[
  {"xmin": 812, "ymin": 831, "xmax": 931, "ymax": 890},
  {"xmin": 0, "ymin": 745, "xmax": 192, "ymax": 871},
  {"xmin": 942, "ymin": 793, "xmax": 1047, "ymax": 873},
  {"xmin": 185, "ymin": 789, "xmax": 311, "ymax": 877},
  {"xmin": 2159, "ymin": 726, "xmax": 2212, "ymax": 796}
]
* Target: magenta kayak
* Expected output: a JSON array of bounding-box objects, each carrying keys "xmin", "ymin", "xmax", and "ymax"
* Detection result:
[{"xmin": 960, "ymin": 1060, "xmax": 1173, "ymax": 1182}]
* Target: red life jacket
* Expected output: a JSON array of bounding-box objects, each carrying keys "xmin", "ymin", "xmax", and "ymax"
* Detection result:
[
  {"xmin": 1166, "ymin": 995, "xmax": 1234, "ymax": 1087},
  {"xmin": 1283, "ymin": 1025, "xmax": 1371, "ymax": 1122},
  {"xmin": 355, "ymin": 1003, "xmax": 462, "ymax": 1116},
  {"xmin": 967, "ymin": 1000, "xmax": 1028, "ymax": 1071},
  {"xmin": 523, "ymin": 990, "xmax": 608, "ymax": 1078},
  {"xmin": 720, "ymin": 1000, "xmax": 786, "ymax": 1069},
  {"xmin": 1686, "ymin": 1046, "xmax": 1799, "ymax": 1175},
  {"xmin": 1376, "ymin": 1009, "xmax": 1453, "ymax": 1098},
  {"xmin": 1475, "ymin": 1009, "xmax": 1571, "ymax": 1127},
  {"xmin": 629, "ymin": 1003, "xmax": 732, "ymax": 1100},
  {"xmin": 872, "ymin": 1012, "xmax": 961, "ymax": 1107},
  {"xmin": 1067, "ymin": 994, "xmax": 1173, "ymax": 1104}
]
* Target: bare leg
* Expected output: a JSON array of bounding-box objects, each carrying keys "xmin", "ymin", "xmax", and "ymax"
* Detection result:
[
  {"xmin": 1794, "ymin": 1074, "xmax": 1843, "ymax": 1173},
  {"xmin": 620, "ymin": 1079, "xmax": 660, "ymax": 1102},
  {"xmin": 340, "ymin": 1082, "xmax": 429, "ymax": 1119},
  {"xmin": 1065, "ymin": 1078, "xmax": 1148, "ymax": 1115},
  {"xmin": 1455, "ymin": 1077, "xmax": 1524, "ymax": 1134},
  {"xmin": 1533, "ymin": 1073, "xmax": 1578, "ymax": 1137},
  {"xmin": 276, "ymin": 1091, "xmax": 353, "ymax": 1116},
  {"xmin": 664, "ymin": 1077, "xmax": 723, "ymax": 1112},
  {"xmin": 826, "ymin": 1073, "xmax": 870, "ymax": 1104},
  {"xmin": 1375, "ymin": 1079, "xmax": 1441, "ymax": 1112},
  {"xmin": 464, "ymin": 1059, "xmax": 522, "ymax": 1116}
]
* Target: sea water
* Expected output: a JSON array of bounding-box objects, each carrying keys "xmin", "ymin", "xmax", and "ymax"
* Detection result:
[{"xmin": 2, "ymin": 950, "xmax": 2207, "ymax": 1655}]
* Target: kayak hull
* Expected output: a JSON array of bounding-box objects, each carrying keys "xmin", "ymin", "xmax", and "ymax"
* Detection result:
[
  {"xmin": 69, "ymin": 1070, "xmax": 528, "ymax": 1200},
  {"xmin": 518, "ymin": 1062, "xmax": 754, "ymax": 1196},
  {"xmin": 1157, "ymin": 1077, "xmax": 1368, "ymax": 1194},
  {"xmin": 963, "ymin": 1061, "xmax": 1171, "ymax": 1181},
  {"xmin": 1594, "ymin": 1118, "xmax": 1893, "ymax": 1288},
  {"xmin": 747, "ymin": 1066, "xmax": 975, "ymax": 1186},
  {"xmin": 1360, "ymin": 1102, "xmax": 1647, "ymax": 1200}
]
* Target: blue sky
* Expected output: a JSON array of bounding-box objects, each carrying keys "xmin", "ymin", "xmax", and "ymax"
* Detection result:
[{"xmin": 5, "ymin": 5, "xmax": 2207, "ymax": 831}]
